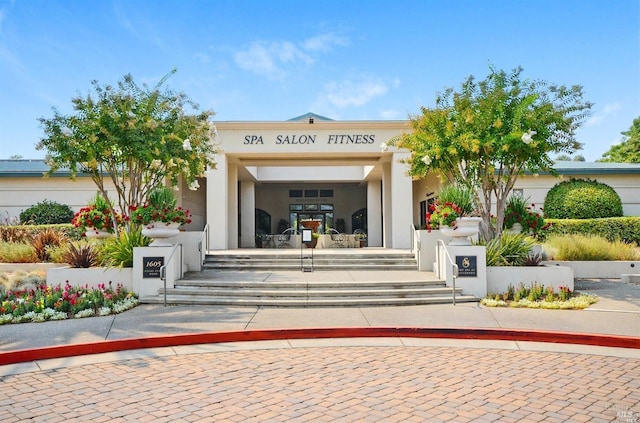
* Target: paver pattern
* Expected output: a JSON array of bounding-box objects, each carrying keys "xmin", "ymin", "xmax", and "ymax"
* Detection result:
[{"xmin": 1, "ymin": 345, "xmax": 639, "ymax": 422}]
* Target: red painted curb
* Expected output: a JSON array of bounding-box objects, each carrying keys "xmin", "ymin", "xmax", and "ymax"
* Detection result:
[{"xmin": 1, "ymin": 327, "xmax": 639, "ymax": 366}]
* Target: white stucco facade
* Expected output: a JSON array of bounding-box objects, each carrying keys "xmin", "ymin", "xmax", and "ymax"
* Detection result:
[{"xmin": 207, "ymin": 116, "xmax": 413, "ymax": 249}]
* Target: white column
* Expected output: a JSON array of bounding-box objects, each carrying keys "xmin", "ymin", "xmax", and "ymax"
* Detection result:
[
  {"xmin": 227, "ymin": 163, "xmax": 238, "ymax": 249},
  {"xmin": 390, "ymin": 151, "xmax": 413, "ymax": 248},
  {"xmin": 367, "ymin": 180, "xmax": 382, "ymax": 247},
  {"xmin": 382, "ymin": 161, "xmax": 392, "ymax": 248},
  {"xmin": 240, "ymin": 181, "xmax": 255, "ymax": 248},
  {"xmin": 207, "ymin": 154, "xmax": 228, "ymax": 249}
]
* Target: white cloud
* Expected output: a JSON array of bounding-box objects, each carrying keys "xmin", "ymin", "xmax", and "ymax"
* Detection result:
[
  {"xmin": 233, "ymin": 40, "xmax": 312, "ymax": 79},
  {"xmin": 585, "ymin": 102, "xmax": 622, "ymax": 127},
  {"xmin": 233, "ymin": 32, "xmax": 348, "ymax": 79},
  {"xmin": 302, "ymin": 32, "xmax": 348, "ymax": 52},
  {"xmin": 321, "ymin": 76, "xmax": 389, "ymax": 108},
  {"xmin": 603, "ymin": 102, "xmax": 621, "ymax": 114}
]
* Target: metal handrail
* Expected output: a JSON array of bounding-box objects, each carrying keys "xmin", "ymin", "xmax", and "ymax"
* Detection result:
[
  {"xmin": 160, "ymin": 243, "xmax": 183, "ymax": 307},
  {"xmin": 436, "ymin": 239, "xmax": 459, "ymax": 305},
  {"xmin": 198, "ymin": 224, "xmax": 209, "ymax": 265}
]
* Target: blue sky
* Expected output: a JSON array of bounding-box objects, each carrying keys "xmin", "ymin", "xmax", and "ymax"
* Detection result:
[{"xmin": 1, "ymin": 0, "xmax": 638, "ymax": 161}]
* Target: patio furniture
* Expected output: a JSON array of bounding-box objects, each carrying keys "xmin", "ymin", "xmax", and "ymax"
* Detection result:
[
  {"xmin": 328, "ymin": 228, "xmax": 346, "ymax": 248},
  {"xmin": 276, "ymin": 228, "xmax": 298, "ymax": 248}
]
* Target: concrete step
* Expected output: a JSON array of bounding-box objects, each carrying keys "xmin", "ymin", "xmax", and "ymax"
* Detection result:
[
  {"xmin": 140, "ymin": 294, "xmax": 478, "ymax": 307},
  {"xmin": 203, "ymin": 251, "xmax": 418, "ymax": 271},
  {"xmin": 139, "ymin": 250, "xmax": 479, "ymax": 307}
]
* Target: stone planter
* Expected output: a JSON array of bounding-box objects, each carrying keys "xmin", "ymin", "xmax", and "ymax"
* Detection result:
[
  {"xmin": 440, "ymin": 217, "xmax": 481, "ymax": 246},
  {"xmin": 85, "ymin": 227, "xmax": 113, "ymax": 239},
  {"xmin": 142, "ymin": 221, "xmax": 180, "ymax": 247}
]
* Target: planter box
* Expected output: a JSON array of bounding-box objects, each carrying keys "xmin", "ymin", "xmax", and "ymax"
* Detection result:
[
  {"xmin": 47, "ymin": 266, "xmax": 134, "ymax": 292},
  {"xmin": 542, "ymin": 261, "xmax": 640, "ymax": 279},
  {"xmin": 487, "ymin": 265, "xmax": 573, "ymax": 295}
]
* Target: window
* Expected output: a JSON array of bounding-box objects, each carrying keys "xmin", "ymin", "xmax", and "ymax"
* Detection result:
[
  {"xmin": 304, "ymin": 189, "xmax": 318, "ymax": 198},
  {"xmin": 289, "ymin": 190, "xmax": 303, "ymax": 198},
  {"xmin": 319, "ymin": 189, "xmax": 333, "ymax": 198}
]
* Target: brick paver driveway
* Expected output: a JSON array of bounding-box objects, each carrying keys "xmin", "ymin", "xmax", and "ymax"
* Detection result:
[{"xmin": 1, "ymin": 343, "xmax": 639, "ymax": 422}]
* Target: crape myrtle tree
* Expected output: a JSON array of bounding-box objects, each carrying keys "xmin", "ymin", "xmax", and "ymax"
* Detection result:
[
  {"xmin": 37, "ymin": 69, "xmax": 217, "ymax": 231},
  {"xmin": 598, "ymin": 116, "xmax": 640, "ymax": 163},
  {"xmin": 384, "ymin": 66, "xmax": 592, "ymax": 240}
]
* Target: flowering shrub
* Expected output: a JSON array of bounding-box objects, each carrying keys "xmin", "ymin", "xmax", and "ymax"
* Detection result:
[
  {"xmin": 504, "ymin": 195, "xmax": 549, "ymax": 238},
  {"xmin": 129, "ymin": 204, "xmax": 192, "ymax": 227},
  {"xmin": 129, "ymin": 186, "xmax": 192, "ymax": 227},
  {"xmin": 0, "ymin": 282, "xmax": 138, "ymax": 324},
  {"xmin": 481, "ymin": 283, "xmax": 597, "ymax": 309},
  {"xmin": 72, "ymin": 194, "xmax": 125, "ymax": 233},
  {"xmin": 427, "ymin": 201, "xmax": 463, "ymax": 230}
]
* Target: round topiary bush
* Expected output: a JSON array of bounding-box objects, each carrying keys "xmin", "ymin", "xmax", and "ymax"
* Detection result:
[
  {"xmin": 19, "ymin": 200, "xmax": 75, "ymax": 225},
  {"xmin": 543, "ymin": 178, "xmax": 623, "ymax": 219}
]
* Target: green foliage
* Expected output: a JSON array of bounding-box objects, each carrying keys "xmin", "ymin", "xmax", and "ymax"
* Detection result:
[
  {"xmin": 387, "ymin": 66, "xmax": 592, "ymax": 241},
  {"xmin": 428, "ymin": 201, "xmax": 463, "ymax": 229},
  {"xmin": 543, "ymin": 216, "xmax": 640, "ymax": 245},
  {"xmin": 0, "ymin": 282, "xmax": 138, "ymax": 323},
  {"xmin": 31, "ymin": 227, "xmax": 67, "ymax": 262},
  {"xmin": 0, "ymin": 242, "xmax": 37, "ymax": 263},
  {"xmin": 543, "ymin": 234, "xmax": 640, "ymax": 261},
  {"xmin": 482, "ymin": 283, "xmax": 595, "ymax": 309},
  {"xmin": 72, "ymin": 193, "xmax": 125, "ymax": 233},
  {"xmin": 19, "ymin": 200, "xmax": 74, "ymax": 225},
  {"xmin": 504, "ymin": 194, "xmax": 548, "ymax": 238},
  {"xmin": 543, "ymin": 178, "xmax": 623, "ymax": 219},
  {"xmin": 100, "ymin": 227, "xmax": 150, "ymax": 268},
  {"xmin": 130, "ymin": 186, "xmax": 192, "ymax": 226},
  {"xmin": 37, "ymin": 70, "xmax": 217, "ymax": 220},
  {"xmin": 482, "ymin": 232, "xmax": 536, "ymax": 266},
  {"xmin": 435, "ymin": 184, "xmax": 475, "ymax": 216},
  {"xmin": 599, "ymin": 116, "xmax": 640, "ymax": 163}
]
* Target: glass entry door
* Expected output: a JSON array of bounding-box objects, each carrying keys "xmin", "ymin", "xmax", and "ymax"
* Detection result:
[{"xmin": 290, "ymin": 213, "xmax": 334, "ymax": 234}]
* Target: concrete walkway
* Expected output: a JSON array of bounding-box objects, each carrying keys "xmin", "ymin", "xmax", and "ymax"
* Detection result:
[{"xmin": 0, "ymin": 277, "xmax": 639, "ymax": 421}]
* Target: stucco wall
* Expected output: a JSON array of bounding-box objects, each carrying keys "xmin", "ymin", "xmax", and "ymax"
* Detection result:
[{"xmin": 0, "ymin": 176, "xmax": 118, "ymax": 222}]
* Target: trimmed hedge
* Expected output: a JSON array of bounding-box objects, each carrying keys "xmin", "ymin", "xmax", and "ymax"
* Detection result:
[
  {"xmin": 19, "ymin": 200, "xmax": 75, "ymax": 225},
  {"xmin": 544, "ymin": 217, "xmax": 640, "ymax": 245},
  {"xmin": 543, "ymin": 178, "xmax": 623, "ymax": 219}
]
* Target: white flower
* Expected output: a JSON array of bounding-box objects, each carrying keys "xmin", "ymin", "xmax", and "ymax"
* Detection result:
[
  {"xmin": 183, "ymin": 139, "xmax": 192, "ymax": 151},
  {"xmin": 521, "ymin": 129, "xmax": 537, "ymax": 144},
  {"xmin": 211, "ymin": 125, "xmax": 219, "ymax": 139},
  {"xmin": 422, "ymin": 155, "xmax": 431, "ymax": 165},
  {"xmin": 188, "ymin": 180, "xmax": 200, "ymax": 191},
  {"xmin": 380, "ymin": 142, "xmax": 388, "ymax": 152},
  {"xmin": 150, "ymin": 159, "xmax": 162, "ymax": 169}
]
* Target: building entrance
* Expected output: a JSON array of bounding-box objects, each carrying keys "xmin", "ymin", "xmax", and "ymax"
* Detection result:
[{"xmin": 291, "ymin": 212, "xmax": 334, "ymax": 234}]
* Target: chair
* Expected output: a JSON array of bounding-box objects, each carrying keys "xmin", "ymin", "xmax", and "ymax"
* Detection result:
[
  {"xmin": 276, "ymin": 228, "xmax": 298, "ymax": 248},
  {"xmin": 328, "ymin": 228, "xmax": 346, "ymax": 248},
  {"xmin": 353, "ymin": 229, "xmax": 367, "ymax": 247}
]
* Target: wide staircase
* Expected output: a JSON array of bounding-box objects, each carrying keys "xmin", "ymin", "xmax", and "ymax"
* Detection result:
[{"xmin": 140, "ymin": 250, "xmax": 479, "ymax": 307}]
